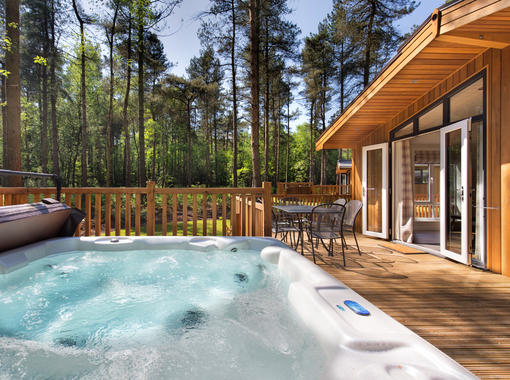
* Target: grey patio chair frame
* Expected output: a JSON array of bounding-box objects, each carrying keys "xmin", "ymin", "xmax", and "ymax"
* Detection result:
[
  {"xmin": 308, "ymin": 203, "xmax": 347, "ymax": 266},
  {"xmin": 272, "ymin": 209, "xmax": 300, "ymax": 249},
  {"xmin": 341, "ymin": 200, "xmax": 363, "ymax": 256},
  {"xmin": 333, "ymin": 198, "xmax": 347, "ymax": 206}
]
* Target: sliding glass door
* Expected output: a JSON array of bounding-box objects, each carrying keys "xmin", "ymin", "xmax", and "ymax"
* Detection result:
[{"xmin": 362, "ymin": 143, "xmax": 388, "ymax": 239}]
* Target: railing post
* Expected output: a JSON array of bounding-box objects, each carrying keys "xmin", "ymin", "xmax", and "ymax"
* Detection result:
[
  {"xmin": 262, "ymin": 181, "xmax": 272, "ymax": 237},
  {"xmin": 147, "ymin": 181, "xmax": 156, "ymax": 236}
]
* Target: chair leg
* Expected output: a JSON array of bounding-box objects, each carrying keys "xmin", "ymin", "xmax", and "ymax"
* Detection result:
[
  {"xmin": 320, "ymin": 238, "xmax": 331, "ymax": 256},
  {"xmin": 341, "ymin": 237, "xmax": 346, "ymax": 266},
  {"xmin": 311, "ymin": 234, "xmax": 316, "ymax": 264},
  {"xmin": 353, "ymin": 230, "xmax": 361, "ymax": 256},
  {"xmin": 342, "ymin": 235, "xmax": 347, "ymax": 249},
  {"xmin": 295, "ymin": 231, "xmax": 300, "ymax": 250}
]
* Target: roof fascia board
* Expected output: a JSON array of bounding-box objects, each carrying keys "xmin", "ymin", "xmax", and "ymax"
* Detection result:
[{"xmin": 440, "ymin": 0, "xmax": 510, "ymax": 35}]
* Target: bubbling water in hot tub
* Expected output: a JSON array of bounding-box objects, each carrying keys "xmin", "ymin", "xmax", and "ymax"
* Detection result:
[{"xmin": 0, "ymin": 248, "xmax": 325, "ymax": 379}]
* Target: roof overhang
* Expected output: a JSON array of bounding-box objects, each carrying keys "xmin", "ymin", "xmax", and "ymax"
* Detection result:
[{"xmin": 316, "ymin": 0, "xmax": 510, "ymax": 151}]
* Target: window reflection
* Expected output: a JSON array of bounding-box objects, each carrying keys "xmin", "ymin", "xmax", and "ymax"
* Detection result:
[
  {"xmin": 419, "ymin": 103, "xmax": 443, "ymax": 131},
  {"xmin": 450, "ymin": 78, "xmax": 484, "ymax": 122}
]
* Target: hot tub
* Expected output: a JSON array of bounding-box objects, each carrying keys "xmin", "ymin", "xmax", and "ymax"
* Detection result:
[{"xmin": 0, "ymin": 237, "xmax": 477, "ymax": 379}]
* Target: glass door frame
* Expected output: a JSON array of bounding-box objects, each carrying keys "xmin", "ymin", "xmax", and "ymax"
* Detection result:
[
  {"xmin": 362, "ymin": 142, "xmax": 389, "ymax": 239},
  {"xmin": 440, "ymin": 119, "xmax": 470, "ymax": 264},
  {"xmin": 388, "ymin": 70, "xmax": 487, "ymax": 268}
]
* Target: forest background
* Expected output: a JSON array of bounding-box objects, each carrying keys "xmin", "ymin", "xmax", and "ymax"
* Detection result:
[{"xmin": 0, "ymin": 0, "xmax": 424, "ymax": 189}]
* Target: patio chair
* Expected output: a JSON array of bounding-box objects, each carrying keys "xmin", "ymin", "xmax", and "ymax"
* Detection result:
[
  {"xmin": 272, "ymin": 209, "xmax": 299, "ymax": 249},
  {"xmin": 306, "ymin": 198, "xmax": 346, "ymax": 248},
  {"xmin": 333, "ymin": 198, "xmax": 347, "ymax": 206},
  {"xmin": 342, "ymin": 200, "xmax": 363, "ymax": 256},
  {"xmin": 308, "ymin": 203, "xmax": 347, "ymax": 266}
]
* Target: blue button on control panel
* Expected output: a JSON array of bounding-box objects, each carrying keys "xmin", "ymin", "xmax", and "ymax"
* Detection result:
[{"xmin": 344, "ymin": 300, "xmax": 370, "ymax": 316}]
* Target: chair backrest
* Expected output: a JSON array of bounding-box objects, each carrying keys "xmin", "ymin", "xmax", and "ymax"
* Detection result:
[
  {"xmin": 344, "ymin": 200, "xmax": 362, "ymax": 227},
  {"xmin": 310, "ymin": 203, "xmax": 346, "ymax": 234},
  {"xmin": 272, "ymin": 209, "xmax": 278, "ymax": 227},
  {"xmin": 333, "ymin": 198, "xmax": 346, "ymax": 206}
]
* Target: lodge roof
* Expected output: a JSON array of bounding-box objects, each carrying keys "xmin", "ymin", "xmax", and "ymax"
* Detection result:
[{"xmin": 316, "ymin": 0, "xmax": 510, "ymax": 150}]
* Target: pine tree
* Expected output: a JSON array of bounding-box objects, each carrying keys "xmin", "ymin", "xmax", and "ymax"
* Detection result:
[
  {"xmin": 342, "ymin": 0, "xmax": 417, "ymax": 87},
  {"xmin": 4, "ymin": 0, "xmax": 21, "ymax": 185}
]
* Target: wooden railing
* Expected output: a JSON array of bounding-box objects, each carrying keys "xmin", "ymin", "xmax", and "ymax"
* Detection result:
[
  {"xmin": 0, "ymin": 182, "xmax": 273, "ymax": 237},
  {"xmin": 311, "ymin": 185, "xmax": 340, "ymax": 195},
  {"xmin": 276, "ymin": 182, "xmax": 351, "ymax": 197},
  {"xmin": 272, "ymin": 193, "xmax": 350, "ymax": 206},
  {"xmin": 415, "ymin": 204, "xmax": 440, "ymax": 219}
]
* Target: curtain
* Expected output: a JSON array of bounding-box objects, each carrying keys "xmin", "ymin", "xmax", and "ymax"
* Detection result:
[{"xmin": 415, "ymin": 150, "xmax": 440, "ymax": 164}]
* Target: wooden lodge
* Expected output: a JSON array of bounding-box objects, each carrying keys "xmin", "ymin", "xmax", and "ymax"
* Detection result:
[{"xmin": 316, "ymin": 0, "xmax": 510, "ymax": 276}]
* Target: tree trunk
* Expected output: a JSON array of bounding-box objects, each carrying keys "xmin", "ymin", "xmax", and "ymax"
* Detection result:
[
  {"xmin": 137, "ymin": 18, "xmax": 146, "ymax": 186},
  {"xmin": 337, "ymin": 42, "xmax": 345, "ymax": 186},
  {"xmin": 263, "ymin": 16, "xmax": 269, "ymax": 182},
  {"xmin": 231, "ymin": 0, "xmax": 238, "ymax": 187},
  {"xmin": 50, "ymin": 0, "xmax": 60, "ymax": 177},
  {"xmin": 122, "ymin": 15, "xmax": 132, "ymax": 186},
  {"xmin": 106, "ymin": 4, "xmax": 119, "ymax": 186},
  {"xmin": 340, "ymin": 41, "xmax": 345, "ymax": 113},
  {"xmin": 249, "ymin": 0, "xmax": 261, "ymax": 187},
  {"xmin": 4, "ymin": 0, "xmax": 22, "ymax": 186},
  {"xmin": 285, "ymin": 92, "xmax": 290, "ymax": 184},
  {"xmin": 40, "ymin": 29, "xmax": 49, "ymax": 173},
  {"xmin": 271, "ymin": 95, "xmax": 277, "ymax": 185},
  {"xmin": 205, "ymin": 99, "xmax": 211, "ymax": 186},
  {"xmin": 72, "ymin": 0, "xmax": 88, "ymax": 187},
  {"xmin": 320, "ymin": 89, "xmax": 326, "ymax": 185},
  {"xmin": 186, "ymin": 99, "xmax": 192, "ymax": 186},
  {"xmin": 274, "ymin": 95, "xmax": 280, "ymax": 185},
  {"xmin": 336, "ymin": 148, "xmax": 343, "ymax": 186},
  {"xmin": 363, "ymin": 3, "xmax": 376, "ymax": 87},
  {"xmin": 152, "ymin": 129, "xmax": 157, "ymax": 180},
  {"xmin": 309, "ymin": 99, "xmax": 315, "ymax": 183},
  {"xmin": 41, "ymin": 58, "xmax": 48, "ymax": 175},
  {"xmin": 1, "ymin": 66, "xmax": 7, "ymax": 168}
]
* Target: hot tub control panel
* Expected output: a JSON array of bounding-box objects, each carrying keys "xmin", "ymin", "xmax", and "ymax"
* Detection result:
[{"xmin": 344, "ymin": 300, "xmax": 370, "ymax": 316}]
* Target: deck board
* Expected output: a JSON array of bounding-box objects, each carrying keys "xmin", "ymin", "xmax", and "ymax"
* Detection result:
[{"xmin": 282, "ymin": 234, "xmax": 510, "ymax": 379}]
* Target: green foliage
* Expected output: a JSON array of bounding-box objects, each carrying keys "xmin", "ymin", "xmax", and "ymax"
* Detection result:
[
  {"xmin": 33, "ymin": 56, "xmax": 47, "ymax": 66},
  {"xmin": 5, "ymin": 0, "xmax": 417, "ymax": 188}
]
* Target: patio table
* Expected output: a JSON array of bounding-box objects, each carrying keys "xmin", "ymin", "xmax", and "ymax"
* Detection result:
[{"xmin": 273, "ymin": 205, "xmax": 340, "ymax": 256}]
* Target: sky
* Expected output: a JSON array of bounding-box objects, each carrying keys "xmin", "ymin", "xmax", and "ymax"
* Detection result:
[
  {"xmin": 162, "ymin": 0, "xmax": 445, "ymax": 76},
  {"xmin": 156, "ymin": 0, "xmax": 445, "ymax": 130}
]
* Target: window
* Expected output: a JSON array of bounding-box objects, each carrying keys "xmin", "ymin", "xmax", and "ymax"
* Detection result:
[
  {"xmin": 449, "ymin": 78, "xmax": 484, "ymax": 122},
  {"xmin": 391, "ymin": 72, "xmax": 485, "ymax": 142},
  {"xmin": 394, "ymin": 122, "xmax": 413, "ymax": 138},
  {"xmin": 414, "ymin": 164, "xmax": 430, "ymax": 202},
  {"xmin": 413, "ymin": 163, "xmax": 440, "ymax": 219},
  {"xmin": 419, "ymin": 103, "xmax": 443, "ymax": 131}
]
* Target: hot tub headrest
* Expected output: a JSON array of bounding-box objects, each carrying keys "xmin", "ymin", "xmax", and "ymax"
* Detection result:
[{"xmin": 0, "ymin": 199, "xmax": 85, "ymax": 252}]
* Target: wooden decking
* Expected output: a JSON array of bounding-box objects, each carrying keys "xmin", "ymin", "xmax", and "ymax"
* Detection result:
[{"xmin": 287, "ymin": 234, "xmax": 510, "ymax": 379}]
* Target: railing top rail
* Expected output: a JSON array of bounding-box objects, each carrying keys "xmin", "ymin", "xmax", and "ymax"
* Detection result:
[
  {"xmin": 273, "ymin": 193, "xmax": 342, "ymax": 197},
  {"xmin": 0, "ymin": 187, "xmax": 148, "ymax": 194},
  {"xmin": 155, "ymin": 187, "xmax": 264, "ymax": 195},
  {"xmin": 1, "ymin": 186, "xmax": 266, "ymax": 195}
]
